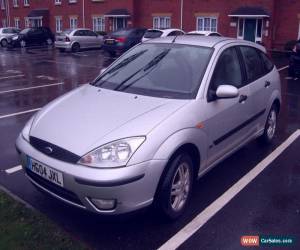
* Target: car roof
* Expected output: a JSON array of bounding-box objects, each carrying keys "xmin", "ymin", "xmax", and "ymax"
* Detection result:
[{"xmin": 144, "ymin": 35, "xmax": 266, "ymax": 52}]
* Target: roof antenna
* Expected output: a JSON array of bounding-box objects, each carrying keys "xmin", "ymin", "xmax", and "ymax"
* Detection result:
[{"xmin": 172, "ymin": 35, "xmax": 178, "ymax": 43}]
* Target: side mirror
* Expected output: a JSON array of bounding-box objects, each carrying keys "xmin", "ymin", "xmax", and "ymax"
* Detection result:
[
  {"xmin": 100, "ymin": 68, "xmax": 107, "ymax": 75},
  {"xmin": 216, "ymin": 85, "xmax": 239, "ymax": 99}
]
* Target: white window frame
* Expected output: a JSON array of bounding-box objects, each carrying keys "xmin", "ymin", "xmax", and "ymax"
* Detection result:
[
  {"xmin": 69, "ymin": 0, "xmax": 77, "ymax": 3},
  {"xmin": 69, "ymin": 17, "xmax": 78, "ymax": 29},
  {"xmin": 14, "ymin": 17, "xmax": 20, "ymax": 29},
  {"xmin": 153, "ymin": 16, "xmax": 171, "ymax": 29},
  {"xmin": 24, "ymin": 17, "xmax": 29, "ymax": 28},
  {"xmin": 92, "ymin": 16, "xmax": 105, "ymax": 32},
  {"xmin": 196, "ymin": 16, "xmax": 218, "ymax": 32},
  {"xmin": 1, "ymin": 0, "xmax": 5, "ymax": 10},
  {"xmin": 55, "ymin": 0, "xmax": 62, "ymax": 5},
  {"xmin": 2, "ymin": 19, "xmax": 7, "ymax": 27},
  {"xmin": 24, "ymin": 0, "xmax": 29, "ymax": 6},
  {"xmin": 13, "ymin": 0, "xmax": 19, "ymax": 7},
  {"xmin": 55, "ymin": 16, "xmax": 62, "ymax": 33}
]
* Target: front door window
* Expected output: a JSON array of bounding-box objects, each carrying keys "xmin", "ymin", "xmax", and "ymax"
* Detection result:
[{"xmin": 237, "ymin": 18, "xmax": 263, "ymax": 43}]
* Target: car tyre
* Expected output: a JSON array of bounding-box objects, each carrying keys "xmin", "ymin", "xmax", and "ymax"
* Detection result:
[
  {"xmin": 260, "ymin": 104, "xmax": 278, "ymax": 144},
  {"xmin": 1, "ymin": 39, "xmax": 8, "ymax": 47},
  {"xmin": 71, "ymin": 43, "xmax": 80, "ymax": 52},
  {"xmin": 157, "ymin": 153, "xmax": 194, "ymax": 220}
]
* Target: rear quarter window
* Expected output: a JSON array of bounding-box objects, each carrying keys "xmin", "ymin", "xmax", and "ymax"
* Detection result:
[{"xmin": 259, "ymin": 51, "xmax": 274, "ymax": 74}]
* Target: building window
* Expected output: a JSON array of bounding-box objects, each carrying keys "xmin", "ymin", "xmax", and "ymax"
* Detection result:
[
  {"xmin": 196, "ymin": 17, "xmax": 217, "ymax": 32},
  {"xmin": 24, "ymin": 0, "xmax": 29, "ymax": 6},
  {"xmin": 14, "ymin": 18, "xmax": 20, "ymax": 29},
  {"xmin": 1, "ymin": 0, "xmax": 5, "ymax": 10},
  {"xmin": 55, "ymin": 17, "xmax": 62, "ymax": 32},
  {"xmin": 69, "ymin": 0, "xmax": 77, "ymax": 3},
  {"xmin": 69, "ymin": 17, "xmax": 78, "ymax": 29},
  {"xmin": 92, "ymin": 16, "xmax": 105, "ymax": 32},
  {"xmin": 2, "ymin": 19, "xmax": 7, "ymax": 27},
  {"xmin": 13, "ymin": 0, "xmax": 19, "ymax": 7},
  {"xmin": 24, "ymin": 18, "xmax": 29, "ymax": 28},
  {"xmin": 153, "ymin": 17, "xmax": 171, "ymax": 29},
  {"xmin": 55, "ymin": 0, "xmax": 62, "ymax": 5}
]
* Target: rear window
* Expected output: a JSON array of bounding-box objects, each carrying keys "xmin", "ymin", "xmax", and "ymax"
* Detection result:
[
  {"xmin": 144, "ymin": 30, "xmax": 163, "ymax": 39},
  {"xmin": 61, "ymin": 29, "xmax": 73, "ymax": 35},
  {"xmin": 20, "ymin": 28, "xmax": 31, "ymax": 34}
]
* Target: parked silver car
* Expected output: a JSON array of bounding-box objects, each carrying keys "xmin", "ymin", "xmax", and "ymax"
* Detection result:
[
  {"xmin": 55, "ymin": 29, "xmax": 103, "ymax": 52},
  {"xmin": 0, "ymin": 27, "xmax": 20, "ymax": 47},
  {"xmin": 16, "ymin": 36, "xmax": 281, "ymax": 219}
]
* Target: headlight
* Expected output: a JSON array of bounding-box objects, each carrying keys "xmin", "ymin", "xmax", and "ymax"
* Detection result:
[
  {"xmin": 78, "ymin": 137, "xmax": 146, "ymax": 168},
  {"xmin": 12, "ymin": 36, "xmax": 18, "ymax": 40},
  {"xmin": 21, "ymin": 115, "xmax": 36, "ymax": 142}
]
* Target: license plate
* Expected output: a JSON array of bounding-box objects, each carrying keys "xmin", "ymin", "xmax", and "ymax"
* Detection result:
[
  {"xmin": 27, "ymin": 158, "xmax": 64, "ymax": 187},
  {"xmin": 106, "ymin": 39, "xmax": 115, "ymax": 44}
]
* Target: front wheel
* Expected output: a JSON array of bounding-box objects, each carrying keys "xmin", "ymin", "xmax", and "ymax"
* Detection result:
[
  {"xmin": 260, "ymin": 105, "xmax": 278, "ymax": 144},
  {"xmin": 71, "ymin": 43, "xmax": 80, "ymax": 52},
  {"xmin": 156, "ymin": 153, "xmax": 194, "ymax": 220},
  {"xmin": 1, "ymin": 39, "xmax": 8, "ymax": 47}
]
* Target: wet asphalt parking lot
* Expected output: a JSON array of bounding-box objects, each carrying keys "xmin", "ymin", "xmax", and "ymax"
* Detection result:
[{"xmin": 0, "ymin": 45, "xmax": 299, "ymax": 250}]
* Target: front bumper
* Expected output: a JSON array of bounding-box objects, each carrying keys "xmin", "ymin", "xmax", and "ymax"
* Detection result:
[
  {"xmin": 16, "ymin": 135, "xmax": 166, "ymax": 215},
  {"xmin": 55, "ymin": 41, "xmax": 72, "ymax": 50}
]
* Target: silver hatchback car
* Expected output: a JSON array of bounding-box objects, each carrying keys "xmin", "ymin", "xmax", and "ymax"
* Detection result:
[
  {"xmin": 16, "ymin": 36, "xmax": 281, "ymax": 219},
  {"xmin": 55, "ymin": 28, "xmax": 103, "ymax": 52},
  {"xmin": 0, "ymin": 27, "xmax": 20, "ymax": 47}
]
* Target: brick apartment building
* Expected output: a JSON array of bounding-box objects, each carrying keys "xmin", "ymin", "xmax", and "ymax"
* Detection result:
[{"xmin": 0, "ymin": 0, "xmax": 300, "ymax": 50}]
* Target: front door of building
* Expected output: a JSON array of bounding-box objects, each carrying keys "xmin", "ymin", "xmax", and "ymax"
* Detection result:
[
  {"xmin": 112, "ymin": 17, "xmax": 127, "ymax": 31},
  {"xmin": 244, "ymin": 19, "xmax": 256, "ymax": 42}
]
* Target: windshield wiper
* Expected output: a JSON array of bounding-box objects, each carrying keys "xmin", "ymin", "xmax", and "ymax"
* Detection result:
[{"xmin": 114, "ymin": 49, "xmax": 171, "ymax": 91}]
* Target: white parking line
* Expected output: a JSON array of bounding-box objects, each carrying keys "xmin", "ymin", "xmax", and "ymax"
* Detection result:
[
  {"xmin": 0, "ymin": 74, "xmax": 24, "ymax": 80},
  {"xmin": 0, "ymin": 108, "xmax": 41, "ymax": 120},
  {"xmin": 5, "ymin": 165, "xmax": 22, "ymax": 174},
  {"xmin": 278, "ymin": 65, "xmax": 289, "ymax": 72},
  {"xmin": 158, "ymin": 129, "xmax": 300, "ymax": 250},
  {"xmin": 0, "ymin": 82, "xmax": 64, "ymax": 95}
]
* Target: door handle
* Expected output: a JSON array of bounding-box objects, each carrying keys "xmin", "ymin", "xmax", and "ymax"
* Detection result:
[
  {"xmin": 239, "ymin": 95, "xmax": 248, "ymax": 103},
  {"xmin": 265, "ymin": 81, "xmax": 271, "ymax": 88}
]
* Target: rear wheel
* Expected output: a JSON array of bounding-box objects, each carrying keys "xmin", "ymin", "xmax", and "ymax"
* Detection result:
[
  {"xmin": 260, "ymin": 105, "xmax": 278, "ymax": 144},
  {"xmin": 71, "ymin": 43, "xmax": 80, "ymax": 52},
  {"xmin": 1, "ymin": 39, "xmax": 8, "ymax": 47},
  {"xmin": 156, "ymin": 153, "xmax": 194, "ymax": 220}
]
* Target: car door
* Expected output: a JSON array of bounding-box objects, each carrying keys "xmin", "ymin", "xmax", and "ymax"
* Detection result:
[
  {"xmin": 239, "ymin": 46, "xmax": 273, "ymax": 133},
  {"xmin": 204, "ymin": 46, "xmax": 254, "ymax": 166},
  {"xmin": 86, "ymin": 30, "xmax": 99, "ymax": 47},
  {"xmin": 73, "ymin": 30, "xmax": 84, "ymax": 48}
]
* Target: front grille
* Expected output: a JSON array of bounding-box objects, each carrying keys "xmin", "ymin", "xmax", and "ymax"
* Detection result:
[
  {"xmin": 30, "ymin": 136, "xmax": 81, "ymax": 164},
  {"xmin": 25, "ymin": 168, "xmax": 83, "ymax": 207}
]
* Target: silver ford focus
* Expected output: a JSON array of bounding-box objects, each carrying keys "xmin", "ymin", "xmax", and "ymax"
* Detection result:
[{"xmin": 16, "ymin": 36, "xmax": 281, "ymax": 219}]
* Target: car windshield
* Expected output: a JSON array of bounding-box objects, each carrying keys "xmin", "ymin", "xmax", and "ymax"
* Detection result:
[
  {"xmin": 92, "ymin": 43, "xmax": 212, "ymax": 99},
  {"xmin": 144, "ymin": 30, "xmax": 163, "ymax": 39},
  {"xmin": 20, "ymin": 28, "xmax": 31, "ymax": 34}
]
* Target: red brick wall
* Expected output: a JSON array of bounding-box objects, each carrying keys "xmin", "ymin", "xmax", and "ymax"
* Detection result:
[{"xmin": 273, "ymin": 0, "xmax": 300, "ymax": 50}]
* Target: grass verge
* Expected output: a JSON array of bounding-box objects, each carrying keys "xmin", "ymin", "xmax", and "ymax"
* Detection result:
[{"xmin": 0, "ymin": 190, "xmax": 88, "ymax": 250}]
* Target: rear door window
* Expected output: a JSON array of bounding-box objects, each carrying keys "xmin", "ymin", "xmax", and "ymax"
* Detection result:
[
  {"xmin": 240, "ymin": 46, "xmax": 264, "ymax": 82},
  {"xmin": 259, "ymin": 52, "xmax": 274, "ymax": 74}
]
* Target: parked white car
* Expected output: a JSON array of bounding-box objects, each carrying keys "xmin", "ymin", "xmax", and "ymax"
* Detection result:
[
  {"xmin": 0, "ymin": 27, "xmax": 20, "ymax": 47},
  {"xmin": 142, "ymin": 28, "xmax": 185, "ymax": 42},
  {"xmin": 187, "ymin": 31, "xmax": 222, "ymax": 36}
]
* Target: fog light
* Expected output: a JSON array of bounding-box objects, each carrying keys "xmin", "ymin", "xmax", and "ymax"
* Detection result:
[{"xmin": 90, "ymin": 198, "xmax": 116, "ymax": 210}]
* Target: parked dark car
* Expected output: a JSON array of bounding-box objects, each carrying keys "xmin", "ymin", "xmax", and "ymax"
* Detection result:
[
  {"xmin": 9, "ymin": 27, "xmax": 54, "ymax": 47},
  {"xmin": 102, "ymin": 28, "xmax": 146, "ymax": 56},
  {"xmin": 288, "ymin": 43, "xmax": 300, "ymax": 78}
]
